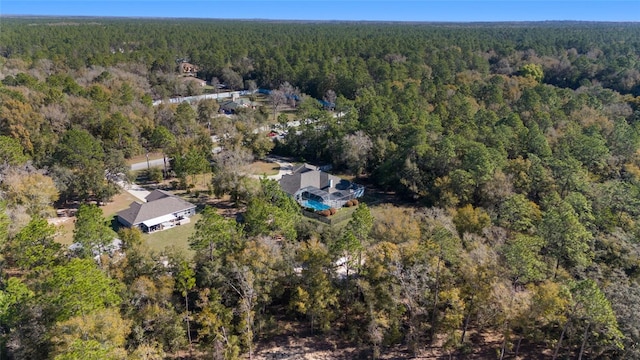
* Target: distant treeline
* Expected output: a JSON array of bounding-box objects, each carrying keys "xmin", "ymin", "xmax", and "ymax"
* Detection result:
[{"xmin": 2, "ymin": 18, "xmax": 640, "ymax": 97}]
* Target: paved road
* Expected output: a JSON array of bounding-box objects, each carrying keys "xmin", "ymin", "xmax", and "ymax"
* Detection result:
[
  {"xmin": 131, "ymin": 157, "xmax": 166, "ymax": 171},
  {"xmin": 152, "ymin": 90, "xmax": 250, "ymax": 106},
  {"xmin": 128, "ymin": 158, "xmax": 165, "ymax": 202}
]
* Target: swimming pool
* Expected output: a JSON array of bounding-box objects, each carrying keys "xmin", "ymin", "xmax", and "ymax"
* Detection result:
[{"xmin": 301, "ymin": 199, "xmax": 331, "ymax": 211}]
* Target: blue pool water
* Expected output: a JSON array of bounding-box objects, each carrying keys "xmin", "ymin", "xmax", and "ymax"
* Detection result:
[{"xmin": 302, "ymin": 199, "xmax": 331, "ymax": 211}]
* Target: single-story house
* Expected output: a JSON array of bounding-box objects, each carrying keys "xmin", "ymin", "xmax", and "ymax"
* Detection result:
[
  {"xmin": 279, "ymin": 164, "xmax": 364, "ymax": 210},
  {"xmin": 179, "ymin": 62, "xmax": 199, "ymax": 76},
  {"xmin": 117, "ymin": 189, "xmax": 196, "ymax": 233}
]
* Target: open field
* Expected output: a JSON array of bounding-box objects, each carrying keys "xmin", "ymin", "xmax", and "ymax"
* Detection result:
[
  {"xmin": 52, "ymin": 190, "xmax": 139, "ymax": 246},
  {"xmin": 102, "ymin": 191, "xmax": 140, "ymax": 218},
  {"xmin": 183, "ymin": 173, "xmax": 213, "ymax": 192},
  {"xmin": 245, "ymin": 160, "xmax": 280, "ymax": 176},
  {"xmin": 143, "ymin": 213, "xmax": 199, "ymax": 257}
]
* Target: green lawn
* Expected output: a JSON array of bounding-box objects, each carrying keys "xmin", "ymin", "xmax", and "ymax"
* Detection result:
[{"xmin": 142, "ymin": 213, "xmax": 200, "ymax": 257}]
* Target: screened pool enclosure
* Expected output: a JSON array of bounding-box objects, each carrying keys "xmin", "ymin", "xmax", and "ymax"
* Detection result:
[{"xmin": 294, "ymin": 184, "xmax": 364, "ymax": 210}]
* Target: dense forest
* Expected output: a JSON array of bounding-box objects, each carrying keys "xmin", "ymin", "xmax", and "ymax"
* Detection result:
[{"xmin": 2, "ymin": 18, "xmax": 640, "ymax": 359}]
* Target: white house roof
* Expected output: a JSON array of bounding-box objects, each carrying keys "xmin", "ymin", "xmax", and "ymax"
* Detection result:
[{"xmin": 142, "ymin": 213, "xmax": 177, "ymax": 228}]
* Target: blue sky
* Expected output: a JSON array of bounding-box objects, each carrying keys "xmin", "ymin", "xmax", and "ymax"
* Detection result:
[{"xmin": 2, "ymin": 1, "xmax": 639, "ymax": 22}]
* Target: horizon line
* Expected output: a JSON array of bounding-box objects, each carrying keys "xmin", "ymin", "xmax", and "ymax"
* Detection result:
[{"xmin": 2, "ymin": 15, "xmax": 639, "ymax": 24}]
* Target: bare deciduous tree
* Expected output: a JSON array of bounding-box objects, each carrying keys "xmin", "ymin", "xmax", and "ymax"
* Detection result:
[
  {"xmin": 245, "ymin": 79, "xmax": 257, "ymax": 93},
  {"xmin": 334, "ymin": 131, "xmax": 373, "ymax": 176},
  {"xmin": 323, "ymin": 89, "xmax": 337, "ymax": 109},
  {"xmin": 210, "ymin": 77, "xmax": 220, "ymax": 94},
  {"xmin": 279, "ymin": 81, "xmax": 300, "ymax": 108},
  {"xmin": 221, "ymin": 68, "xmax": 243, "ymax": 90},
  {"xmin": 268, "ymin": 89, "xmax": 286, "ymax": 121},
  {"xmin": 211, "ymin": 146, "xmax": 253, "ymax": 205},
  {"xmin": 41, "ymin": 103, "xmax": 69, "ymax": 134},
  {"xmin": 235, "ymin": 57, "xmax": 254, "ymax": 77}
]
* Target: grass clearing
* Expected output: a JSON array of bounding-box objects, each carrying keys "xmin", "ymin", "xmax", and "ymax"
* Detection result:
[
  {"xmin": 143, "ymin": 213, "xmax": 199, "ymax": 257},
  {"xmin": 188, "ymin": 173, "xmax": 213, "ymax": 191},
  {"xmin": 102, "ymin": 191, "xmax": 140, "ymax": 218},
  {"xmin": 249, "ymin": 94, "xmax": 270, "ymax": 106},
  {"xmin": 246, "ymin": 160, "xmax": 279, "ymax": 176},
  {"xmin": 283, "ymin": 110, "xmax": 297, "ymax": 121},
  {"xmin": 54, "ymin": 219, "xmax": 76, "ymax": 246},
  {"xmin": 53, "ymin": 190, "xmax": 140, "ymax": 246}
]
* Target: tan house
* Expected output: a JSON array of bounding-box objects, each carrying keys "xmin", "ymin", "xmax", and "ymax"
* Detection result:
[{"xmin": 179, "ymin": 62, "xmax": 199, "ymax": 76}]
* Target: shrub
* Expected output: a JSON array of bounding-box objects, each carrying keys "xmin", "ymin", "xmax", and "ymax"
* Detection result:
[
  {"xmin": 352, "ymin": 199, "xmax": 359, "ymax": 206},
  {"xmin": 345, "ymin": 200, "xmax": 353, "ymax": 207},
  {"xmin": 319, "ymin": 210, "xmax": 330, "ymax": 217},
  {"xmin": 147, "ymin": 167, "xmax": 163, "ymax": 183},
  {"xmin": 329, "ymin": 207, "xmax": 337, "ymax": 215},
  {"xmin": 178, "ymin": 178, "xmax": 188, "ymax": 190}
]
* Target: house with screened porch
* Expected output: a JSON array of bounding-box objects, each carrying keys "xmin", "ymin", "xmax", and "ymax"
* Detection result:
[
  {"xmin": 278, "ymin": 164, "xmax": 364, "ymax": 210},
  {"xmin": 116, "ymin": 190, "xmax": 196, "ymax": 233}
]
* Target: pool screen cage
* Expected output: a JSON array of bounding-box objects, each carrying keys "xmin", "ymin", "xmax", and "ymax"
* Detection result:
[{"xmin": 294, "ymin": 186, "xmax": 357, "ymax": 209}]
